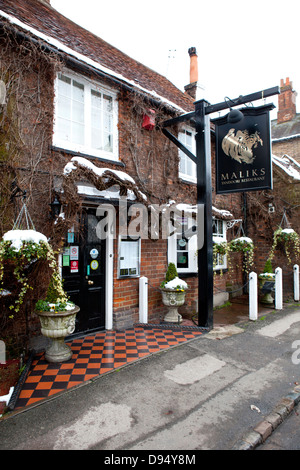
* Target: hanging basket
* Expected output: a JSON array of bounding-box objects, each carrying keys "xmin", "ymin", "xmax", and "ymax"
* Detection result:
[
  {"xmin": 229, "ymin": 237, "xmax": 254, "ymax": 253},
  {"xmin": 0, "ymin": 202, "xmax": 67, "ymax": 316},
  {"xmin": 269, "ymin": 227, "xmax": 300, "ymax": 263}
]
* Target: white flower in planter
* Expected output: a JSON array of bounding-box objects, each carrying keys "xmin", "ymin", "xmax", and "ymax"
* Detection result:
[{"xmin": 163, "ymin": 277, "xmax": 188, "ymax": 291}]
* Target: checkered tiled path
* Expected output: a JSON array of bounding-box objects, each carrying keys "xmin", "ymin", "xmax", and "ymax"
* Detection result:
[{"xmin": 16, "ymin": 327, "xmax": 202, "ymax": 409}]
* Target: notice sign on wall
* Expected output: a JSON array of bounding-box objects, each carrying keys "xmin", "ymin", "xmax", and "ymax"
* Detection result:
[
  {"xmin": 214, "ymin": 104, "xmax": 274, "ymax": 194},
  {"xmin": 70, "ymin": 260, "xmax": 79, "ymax": 273}
]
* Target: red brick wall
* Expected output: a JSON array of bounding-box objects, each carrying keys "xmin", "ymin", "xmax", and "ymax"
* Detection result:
[
  {"xmin": 272, "ymin": 139, "xmax": 300, "ymax": 164},
  {"xmin": 0, "ymin": 37, "xmax": 248, "ymax": 334}
]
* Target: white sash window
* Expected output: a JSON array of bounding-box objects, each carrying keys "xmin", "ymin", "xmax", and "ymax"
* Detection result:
[
  {"xmin": 213, "ymin": 219, "xmax": 227, "ymax": 271},
  {"xmin": 178, "ymin": 127, "xmax": 196, "ymax": 183},
  {"xmin": 168, "ymin": 216, "xmax": 197, "ymax": 274},
  {"xmin": 53, "ymin": 70, "xmax": 119, "ymax": 161}
]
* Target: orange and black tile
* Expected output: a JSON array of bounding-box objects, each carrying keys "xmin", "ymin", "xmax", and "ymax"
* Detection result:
[{"xmin": 16, "ymin": 327, "xmax": 202, "ymax": 410}]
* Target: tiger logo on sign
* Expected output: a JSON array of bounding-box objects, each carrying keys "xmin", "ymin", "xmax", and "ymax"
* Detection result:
[{"xmin": 222, "ymin": 128, "xmax": 263, "ymax": 164}]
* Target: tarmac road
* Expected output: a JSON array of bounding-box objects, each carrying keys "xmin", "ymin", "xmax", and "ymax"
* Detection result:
[{"xmin": 0, "ymin": 304, "xmax": 300, "ymax": 452}]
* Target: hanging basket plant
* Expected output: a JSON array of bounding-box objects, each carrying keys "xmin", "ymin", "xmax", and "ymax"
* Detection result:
[
  {"xmin": 213, "ymin": 239, "xmax": 228, "ymax": 257},
  {"xmin": 268, "ymin": 227, "xmax": 300, "ymax": 264},
  {"xmin": 213, "ymin": 236, "xmax": 254, "ymax": 274},
  {"xmin": 0, "ymin": 229, "xmax": 70, "ymax": 316}
]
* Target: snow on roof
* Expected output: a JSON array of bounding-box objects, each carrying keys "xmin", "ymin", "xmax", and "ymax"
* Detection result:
[
  {"xmin": 64, "ymin": 156, "xmax": 135, "ymax": 184},
  {"xmin": 272, "ymin": 133, "xmax": 300, "ymax": 142},
  {"xmin": 165, "ymin": 202, "xmax": 233, "ymax": 220},
  {"xmin": 63, "ymin": 156, "xmax": 147, "ymax": 201},
  {"xmin": 272, "ymin": 154, "xmax": 300, "ymax": 181},
  {"xmin": 0, "ymin": 7, "xmax": 188, "ymax": 114}
]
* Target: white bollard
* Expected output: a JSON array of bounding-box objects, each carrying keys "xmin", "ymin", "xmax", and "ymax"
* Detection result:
[
  {"xmin": 249, "ymin": 271, "xmax": 258, "ymax": 321},
  {"xmin": 139, "ymin": 276, "xmax": 148, "ymax": 323},
  {"xmin": 294, "ymin": 264, "xmax": 299, "ymax": 302},
  {"xmin": 275, "ymin": 267, "xmax": 283, "ymax": 310}
]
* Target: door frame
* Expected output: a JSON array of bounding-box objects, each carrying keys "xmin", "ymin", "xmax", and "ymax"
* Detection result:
[
  {"xmin": 59, "ymin": 203, "xmax": 114, "ymax": 331},
  {"xmin": 104, "ymin": 205, "xmax": 114, "ymax": 330}
]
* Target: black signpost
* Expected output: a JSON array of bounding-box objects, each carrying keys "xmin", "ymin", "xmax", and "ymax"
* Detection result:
[{"xmin": 162, "ymin": 86, "xmax": 280, "ymax": 329}]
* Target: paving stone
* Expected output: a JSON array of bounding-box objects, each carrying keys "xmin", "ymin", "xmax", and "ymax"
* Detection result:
[
  {"xmin": 286, "ymin": 391, "xmax": 300, "ymax": 405},
  {"xmin": 279, "ymin": 397, "xmax": 294, "ymax": 413},
  {"xmin": 254, "ymin": 420, "xmax": 273, "ymax": 441},
  {"xmin": 265, "ymin": 411, "xmax": 283, "ymax": 430},
  {"xmin": 243, "ymin": 431, "xmax": 262, "ymax": 448},
  {"xmin": 232, "ymin": 440, "xmax": 253, "ymax": 450},
  {"xmin": 273, "ymin": 402, "xmax": 290, "ymax": 420}
]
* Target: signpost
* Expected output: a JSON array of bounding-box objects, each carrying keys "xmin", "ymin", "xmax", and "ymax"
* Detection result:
[{"xmin": 162, "ymin": 86, "xmax": 280, "ymax": 328}]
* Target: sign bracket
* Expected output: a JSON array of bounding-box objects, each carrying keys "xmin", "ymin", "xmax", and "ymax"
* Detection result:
[{"xmin": 161, "ymin": 86, "xmax": 280, "ymax": 329}]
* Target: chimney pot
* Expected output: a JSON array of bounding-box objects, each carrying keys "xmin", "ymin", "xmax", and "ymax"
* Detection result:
[{"xmin": 188, "ymin": 47, "xmax": 197, "ymax": 57}]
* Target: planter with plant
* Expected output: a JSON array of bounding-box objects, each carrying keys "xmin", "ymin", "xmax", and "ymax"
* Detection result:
[
  {"xmin": 0, "ymin": 229, "xmax": 79, "ymax": 363},
  {"xmin": 160, "ymin": 263, "xmax": 188, "ymax": 323},
  {"xmin": 258, "ymin": 259, "xmax": 275, "ymax": 304},
  {"xmin": 35, "ymin": 277, "xmax": 79, "ymax": 363}
]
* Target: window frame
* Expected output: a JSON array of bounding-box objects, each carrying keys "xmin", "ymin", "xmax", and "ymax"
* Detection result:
[
  {"xmin": 53, "ymin": 69, "xmax": 119, "ymax": 161},
  {"xmin": 178, "ymin": 126, "xmax": 197, "ymax": 183},
  {"xmin": 118, "ymin": 236, "xmax": 141, "ymax": 279},
  {"xmin": 168, "ymin": 216, "xmax": 198, "ymax": 274},
  {"xmin": 212, "ymin": 218, "xmax": 227, "ymax": 271}
]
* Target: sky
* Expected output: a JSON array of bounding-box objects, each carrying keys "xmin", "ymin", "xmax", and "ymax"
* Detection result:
[{"xmin": 50, "ymin": 0, "xmax": 300, "ymax": 120}]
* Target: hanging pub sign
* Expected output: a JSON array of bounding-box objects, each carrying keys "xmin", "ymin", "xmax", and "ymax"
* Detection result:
[{"xmin": 213, "ymin": 104, "xmax": 274, "ymax": 194}]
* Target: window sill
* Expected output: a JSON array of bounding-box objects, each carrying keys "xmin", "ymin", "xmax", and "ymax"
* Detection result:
[
  {"xmin": 51, "ymin": 146, "xmax": 125, "ymax": 167},
  {"xmin": 179, "ymin": 177, "xmax": 197, "ymax": 185},
  {"xmin": 177, "ymin": 272, "xmax": 198, "ymax": 278},
  {"xmin": 214, "ymin": 269, "xmax": 228, "ymax": 275},
  {"xmin": 118, "ymin": 275, "xmax": 140, "ymax": 280}
]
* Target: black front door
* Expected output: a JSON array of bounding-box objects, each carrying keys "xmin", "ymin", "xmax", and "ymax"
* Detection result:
[{"xmin": 62, "ymin": 208, "xmax": 106, "ymax": 336}]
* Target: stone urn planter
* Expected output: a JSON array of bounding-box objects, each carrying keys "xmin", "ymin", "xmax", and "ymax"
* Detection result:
[
  {"xmin": 160, "ymin": 263, "xmax": 188, "ymax": 324},
  {"xmin": 160, "ymin": 288, "xmax": 186, "ymax": 323},
  {"xmin": 258, "ymin": 274, "xmax": 275, "ymax": 305},
  {"xmin": 36, "ymin": 305, "xmax": 80, "ymax": 363}
]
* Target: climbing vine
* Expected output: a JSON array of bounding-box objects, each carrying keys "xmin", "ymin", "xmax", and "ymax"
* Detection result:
[
  {"xmin": 0, "ymin": 19, "xmax": 62, "ymax": 237},
  {"xmin": 119, "ymin": 90, "xmax": 186, "ymax": 205}
]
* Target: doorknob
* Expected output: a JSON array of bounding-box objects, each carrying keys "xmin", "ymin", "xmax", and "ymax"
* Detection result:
[{"xmin": 88, "ymin": 280, "xmax": 94, "ymax": 285}]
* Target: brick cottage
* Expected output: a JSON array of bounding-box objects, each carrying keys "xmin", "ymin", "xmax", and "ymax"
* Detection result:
[{"xmin": 0, "ymin": 0, "xmax": 299, "ymax": 350}]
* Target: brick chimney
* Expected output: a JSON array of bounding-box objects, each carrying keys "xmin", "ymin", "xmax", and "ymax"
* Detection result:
[
  {"xmin": 184, "ymin": 47, "xmax": 205, "ymax": 101},
  {"xmin": 277, "ymin": 77, "xmax": 297, "ymax": 124}
]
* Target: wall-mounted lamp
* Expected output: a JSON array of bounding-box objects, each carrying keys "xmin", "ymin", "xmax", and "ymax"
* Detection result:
[
  {"xmin": 268, "ymin": 203, "xmax": 275, "ymax": 214},
  {"xmin": 227, "ymin": 108, "xmax": 244, "ymax": 123},
  {"xmin": 224, "ymin": 96, "xmax": 244, "ymax": 124},
  {"xmin": 49, "ymin": 195, "xmax": 62, "ymax": 219},
  {"xmin": 10, "ymin": 180, "xmax": 26, "ymax": 202}
]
